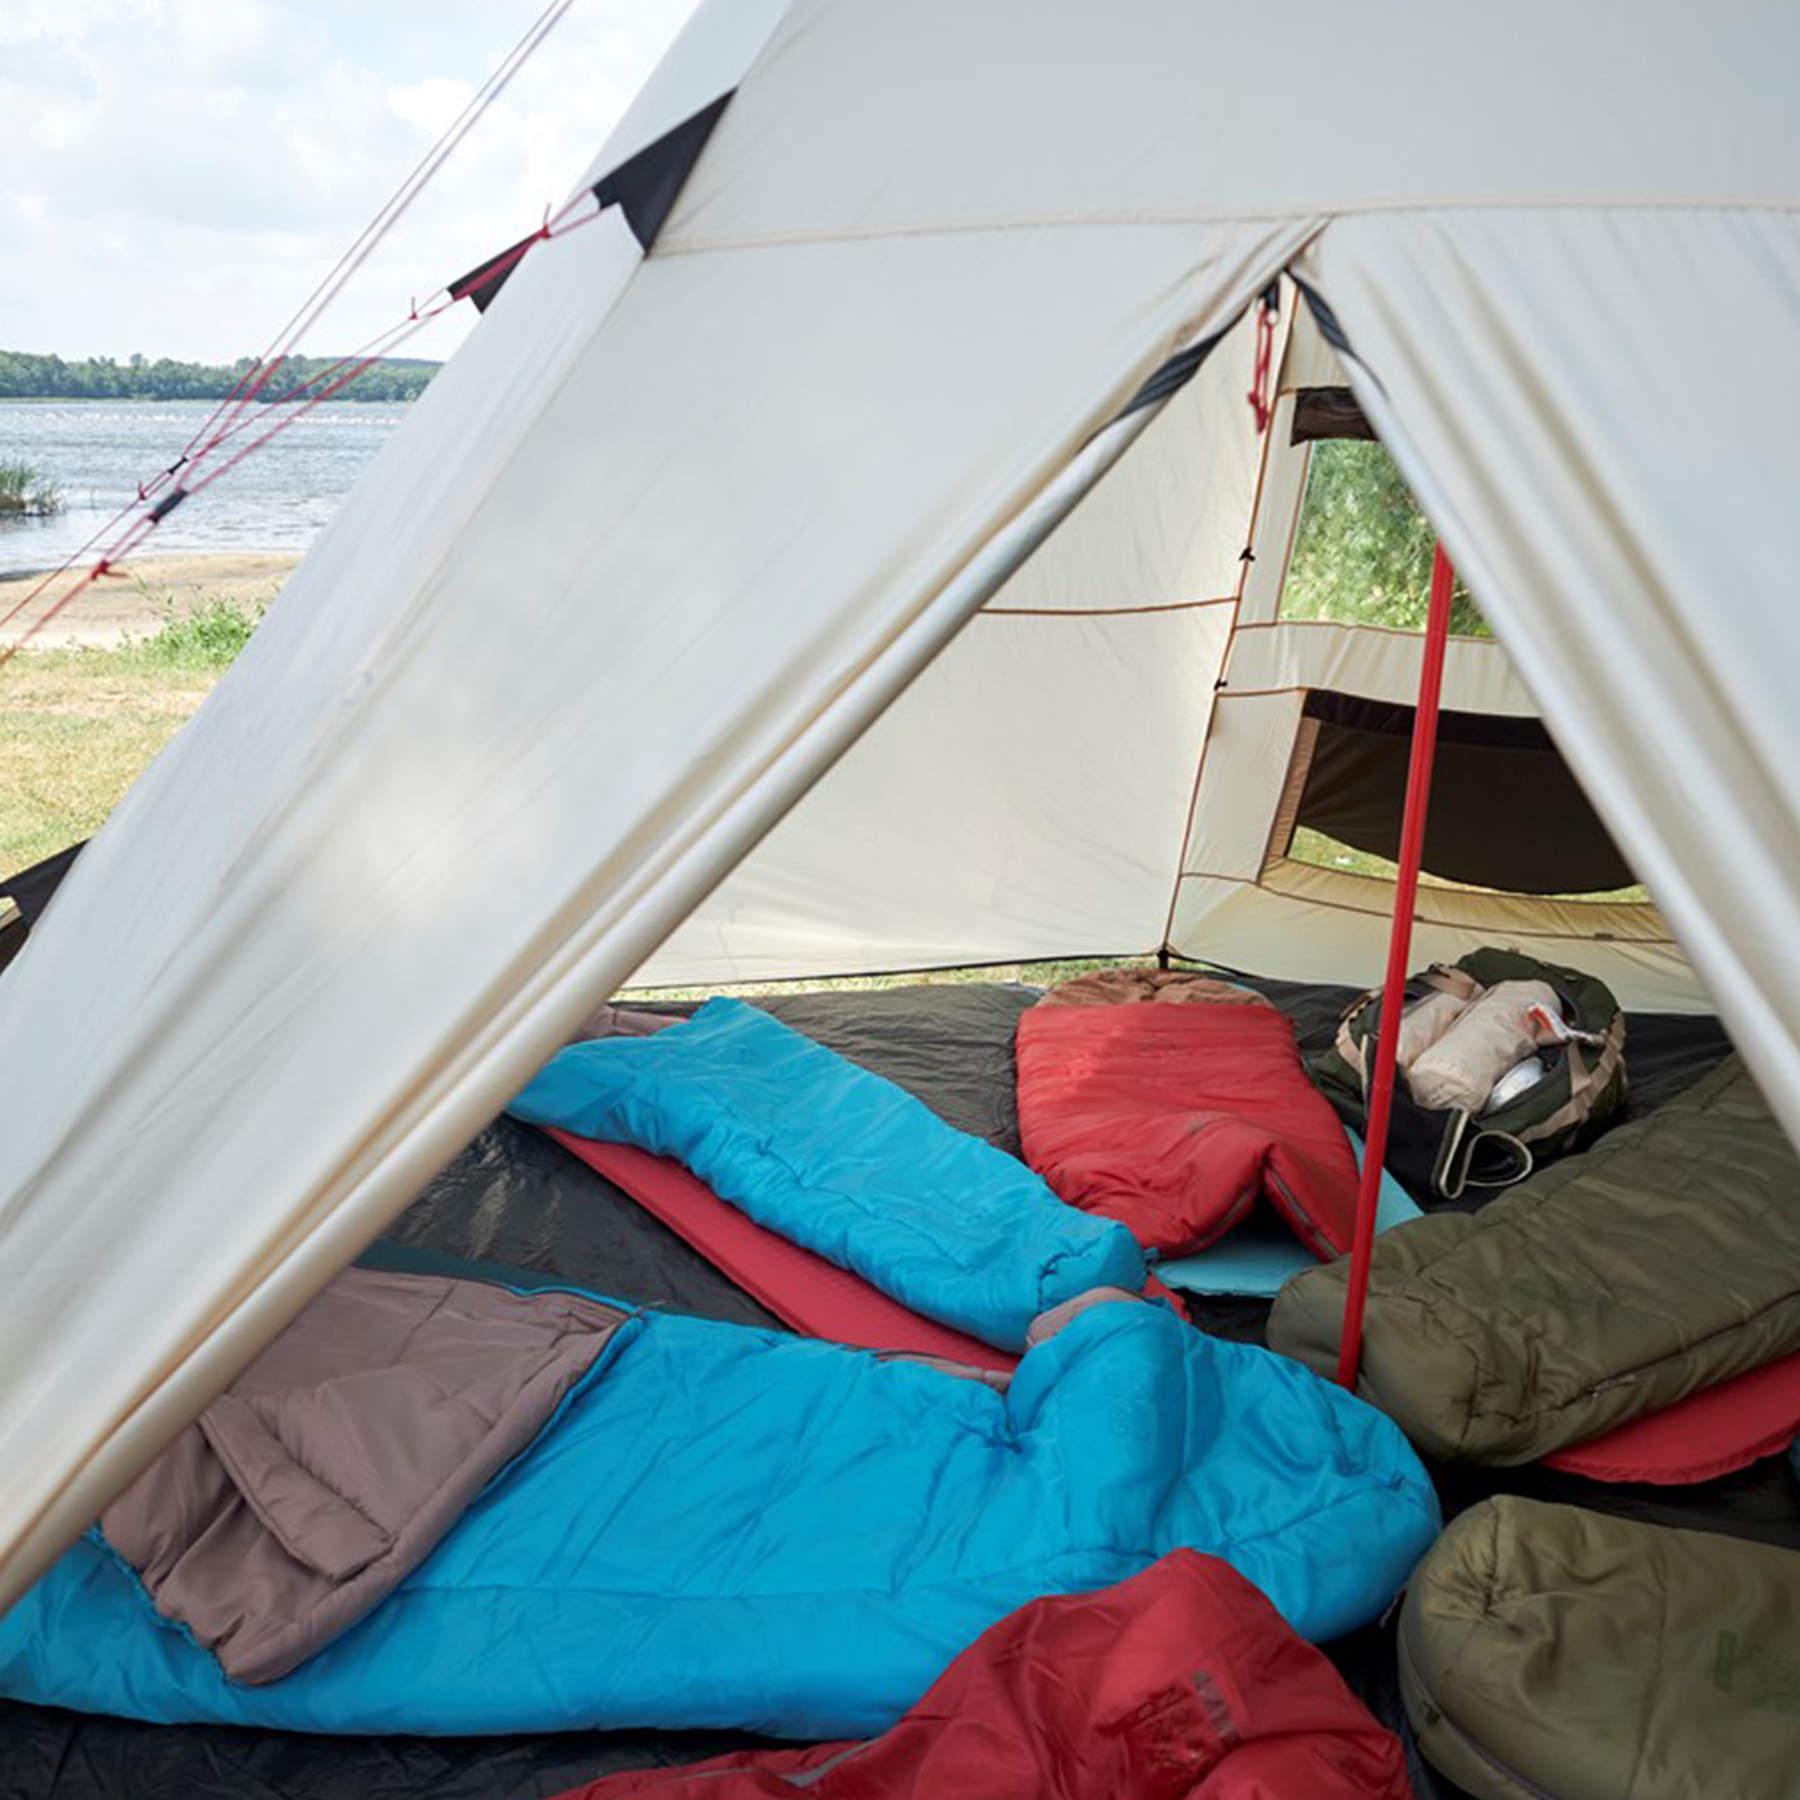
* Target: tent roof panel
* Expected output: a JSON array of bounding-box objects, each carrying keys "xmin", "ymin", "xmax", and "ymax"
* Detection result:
[{"xmin": 659, "ymin": 0, "xmax": 1798, "ymax": 255}]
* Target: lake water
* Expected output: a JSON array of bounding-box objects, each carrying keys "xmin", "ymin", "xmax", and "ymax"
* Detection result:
[{"xmin": 0, "ymin": 400, "xmax": 408, "ymax": 576}]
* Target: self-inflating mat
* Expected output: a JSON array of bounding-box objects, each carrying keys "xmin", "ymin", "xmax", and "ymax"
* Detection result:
[
  {"xmin": 1401, "ymin": 1497, "xmax": 1800, "ymax": 1800},
  {"xmin": 1016, "ymin": 973, "xmax": 1360, "ymax": 1258},
  {"xmin": 1542, "ymin": 1348, "xmax": 1800, "ymax": 1485},
  {"xmin": 550, "ymin": 1133, "xmax": 1017, "ymax": 1372},
  {"xmin": 558, "ymin": 1551, "xmax": 1413, "ymax": 1800},
  {"xmin": 1271, "ymin": 1055, "xmax": 1800, "ymax": 1463},
  {"xmin": 0, "ymin": 1273, "xmax": 1438, "ymax": 1737},
  {"xmin": 1157, "ymin": 1132, "xmax": 1421, "ymax": 1299},
  {"xmin": 510, "ymin": 997, "xmax": 1147, "ymax": 1348}
]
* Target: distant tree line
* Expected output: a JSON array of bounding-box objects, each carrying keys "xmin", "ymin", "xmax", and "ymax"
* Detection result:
[{"xmin": 0, "ymin": 350, "xmax": 438, "ymax": 404}]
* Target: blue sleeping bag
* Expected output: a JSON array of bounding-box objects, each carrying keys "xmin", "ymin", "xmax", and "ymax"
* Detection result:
[
  {"xmin": 0, "ymin": 1290, "xmax": 1439, "ymax": 1737},
  {"xmin": 508, "ymin": 997, "xmax": 1146, "ymax": 1348}
]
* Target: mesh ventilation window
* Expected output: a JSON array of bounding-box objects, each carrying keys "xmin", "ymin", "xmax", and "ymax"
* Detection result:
[
  {"xmin": 1286, "ymin": 692, "xmax": 1640, "ymax": 897},
  {"xmin": 1281, "ymin": 417, "xmax": 1489, "ymax": 638}
]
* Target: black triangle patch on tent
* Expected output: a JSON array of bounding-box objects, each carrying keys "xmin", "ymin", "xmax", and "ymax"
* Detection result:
[
  {"xmin": 448, "ymin": 92, "xmax": 734, "ymax": 314},
  {"xmin": 590, "ymin": 91, "xmax": 732, "ymax": 251},
  {"xmin": 449, "ymin": 234, "xmax": 542, "ymax": 314}
]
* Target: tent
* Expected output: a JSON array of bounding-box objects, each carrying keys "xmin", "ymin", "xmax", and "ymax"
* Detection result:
[{"xmin": 0, "ymin": 0, "xmax": 1796, "ymax": 1630}]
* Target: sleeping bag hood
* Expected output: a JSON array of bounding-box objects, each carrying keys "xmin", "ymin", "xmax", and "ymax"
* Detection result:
[{"xmin": 1401, "ymin": 1495, "xmax": 1800, "ymax": 1800}]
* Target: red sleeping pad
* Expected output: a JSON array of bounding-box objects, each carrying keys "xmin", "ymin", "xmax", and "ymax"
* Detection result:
[
  {"xmin": 550, "ymin": 1548, "xmax": 1411, "ymax": 1800},
  {"xmin": 1016, "ymin": 992, "xmax": 1361, "ymax": 1259},
  {"xmin": 550, "ymin": 1134, "xmax": 1014, "ymax": 1371},
  {"xmin": 550, "ymin": 1134, "xmax": 1180, "ymax": 1369},
  {"xmin": 1543, "ymin": 1348, "xmax": 1800, "ymax": 1485}
]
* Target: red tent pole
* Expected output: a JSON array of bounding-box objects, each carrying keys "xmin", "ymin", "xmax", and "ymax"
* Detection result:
[{"xmin": 1335, "ymin": 541, "xmax": 1456, "ymax": 1388}]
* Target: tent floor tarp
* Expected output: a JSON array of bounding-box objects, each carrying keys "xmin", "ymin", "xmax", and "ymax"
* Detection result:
[{"xmin": 0, "ymin": 974, "xmax": 1784, "ymax": 1800}]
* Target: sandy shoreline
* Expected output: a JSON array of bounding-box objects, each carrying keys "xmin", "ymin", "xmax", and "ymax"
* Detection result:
[{"xmin": 0, "ymin": 551, "xmax": 299, "ymax": 649}]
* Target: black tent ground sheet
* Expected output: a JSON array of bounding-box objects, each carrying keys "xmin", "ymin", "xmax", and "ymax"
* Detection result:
[{"xmin": 0, "ymin": 972, "xmax": 1787, "ymax": 1800}]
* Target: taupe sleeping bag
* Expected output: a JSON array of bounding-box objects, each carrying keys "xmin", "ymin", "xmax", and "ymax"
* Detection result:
[
  {"xmin": 1401, "ymin": 1497, "xmax": 1800, "ymax": 1800},
  {"xmin": 1270, "ymin": 1056, "xmax": 1800, "ymax": 1462},
  {"xmin": 103, "ymin": 1267, "xmax": 625, "ymax": 1683}
]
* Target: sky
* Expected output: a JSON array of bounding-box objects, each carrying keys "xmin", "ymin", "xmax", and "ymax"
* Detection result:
[{"xmin": 2, "ymin": 0, "xmax": 701, "ymax": 365}]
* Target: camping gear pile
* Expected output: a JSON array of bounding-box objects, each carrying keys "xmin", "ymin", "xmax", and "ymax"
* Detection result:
[
  {"xmin": 2, "ymin": 924, "xmax": 1794, "ymax": 1799},
  {"xmin": 2, "ymin": 1, "xmax": 1797, "ymax": 1797}
]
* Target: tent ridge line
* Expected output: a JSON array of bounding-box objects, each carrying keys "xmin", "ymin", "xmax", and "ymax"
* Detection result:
[{"xmin": 656, "ymin": 195, "xmax": 1800, "ymax": 258}]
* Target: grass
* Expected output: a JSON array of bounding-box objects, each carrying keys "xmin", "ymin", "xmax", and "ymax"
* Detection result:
[
  {"xmin": 619, "ymin": 956, "xmax": 1179, "ymax": 1002},
  {"xmin": 0, "ymin": 594, "xmax": 263, "ymax": 878},
  {"xmin": 0, "ymin": 459, "xmax": 63, "ymax": 516},
  {"xmin": 113, "ymin": 591, "xmax": 266, "ymax": 669}
]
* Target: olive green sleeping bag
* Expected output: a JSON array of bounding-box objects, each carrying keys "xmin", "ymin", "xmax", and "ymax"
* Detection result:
[
  {"xmin": 1400, "ymin": 1497, "xmax": 1800, "ymax": 1800},
  {"xmin": 1269, "ymin": 1056, "xmax": 1800, "ymax": 1463}
]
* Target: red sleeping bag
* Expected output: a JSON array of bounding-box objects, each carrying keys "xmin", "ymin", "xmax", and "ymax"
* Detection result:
[
  {"xmin": 1016, "ymin": 976, "xmax": 1360, "ymax": 1259},
  {"xmin": 551, "ymin": 1549, "xmax": 1411, "ymax": 1800}
]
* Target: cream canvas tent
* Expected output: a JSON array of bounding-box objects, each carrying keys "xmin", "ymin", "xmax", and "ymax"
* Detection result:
[{"xmin": 0, "ymin": 0, "xmax": 1796, "ymax": 1614}]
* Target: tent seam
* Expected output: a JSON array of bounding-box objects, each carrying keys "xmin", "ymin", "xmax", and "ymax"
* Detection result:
[
  {"xmin": 1157, "ymin": 296, "xmax": 1294, "ymax": 954},
  {"xmin": 656, "ymin": 196, "xmax": 1800, "ymax": 258}
]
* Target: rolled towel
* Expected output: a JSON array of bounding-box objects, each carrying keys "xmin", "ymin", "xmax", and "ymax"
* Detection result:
[
  {"xmin": 1395, "ymin": 985, "xmax": 1474, "ymax": 1069},
  {"xmin": 1406, "ymin": 980, "xmax": 1562, "ymax": 1114}
]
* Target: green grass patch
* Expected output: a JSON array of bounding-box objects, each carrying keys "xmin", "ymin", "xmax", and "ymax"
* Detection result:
[
  {"xmin": 0, "ymin": 593, "xmax": 265, "ymax": 877},
  {"xmin": 0, "ymin": 458, "xmax": 63, "ymax": 516},
  {"xmin": 114, "ymin": 591, "xmax": 267, "ymax": 670},
  {"xmin": 619, "ymin": 955, "xmax": 1230, "ymax": 1001}
]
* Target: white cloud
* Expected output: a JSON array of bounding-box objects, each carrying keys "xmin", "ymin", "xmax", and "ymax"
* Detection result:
[{"xmin": 0, "ymin": 0, "xmax": 699, "ymax": 362}]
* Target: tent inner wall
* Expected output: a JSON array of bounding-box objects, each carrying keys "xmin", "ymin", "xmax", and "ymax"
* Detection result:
[
  {"xmin": 1168, "ymin": 299, "xmax": 1694, "ymax": 1008},
  {"xmin": 636, "ymin": 293, "xmax": 1698, "ymax": 1010},
  {"xmin": 633, "ymin": 304, "xmax": 1268, "ymax": 985}
]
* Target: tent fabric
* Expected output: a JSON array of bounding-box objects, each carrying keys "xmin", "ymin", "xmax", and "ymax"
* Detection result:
[
  {"xmin": 553, "ymin": 1550, "xmax": 1413, "ymax": 1800},
  {"xmin": 0, "ymin": 1291, "xmax": 1441, "ymax": 1737},
  {"xmin": 1297, "ymin": 208, "xmax": 1800, "ymax": 1143},
  {"xmin": 1290, "ymin": 693, "xmax": 1633, "ymax": 896},
  {"xmin": 1, "ymin": 0, "xmax": 1797, "ymax": 1612},
  {"xmin": 506, "ymin": 998, "xmax": 1146, "ymax": 1349}
]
